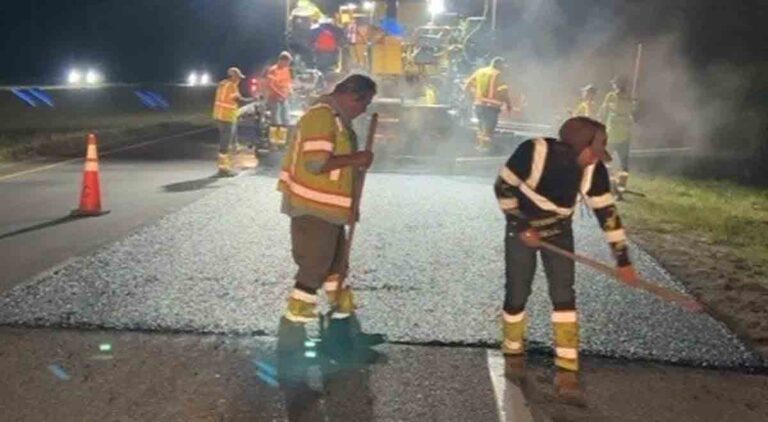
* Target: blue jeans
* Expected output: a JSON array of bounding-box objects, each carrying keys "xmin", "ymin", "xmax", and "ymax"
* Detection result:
[
  {"xmin": 216, "ymin": 120, "xmax": 237, "ymax": 154},
  {"xmin": 268, "ymin": 100, "xmax": 290, "ymax": 126}
]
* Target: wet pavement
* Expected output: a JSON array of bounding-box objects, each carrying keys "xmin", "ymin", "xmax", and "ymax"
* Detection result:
[{"xmin": 0, "ymin": 170, "xmax": 762, "ymax": 367}]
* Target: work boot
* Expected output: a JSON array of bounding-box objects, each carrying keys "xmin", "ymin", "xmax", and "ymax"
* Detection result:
[
  {"xmin": 554, "ymin": 369, "xmax": 587, "ymax": 407},
  {"xmin": 552, "ymin": 310, "xmax": 579, "ymax": 372},
  {"xmin": 285, "ymin": 289, "xmax": 319, "ymax": 323},
  {"xmin": 217, "ymin": 153, "xmax": 236, "ymax": 177},
  {"xmin": 325, "ymin": 276, "xmax": 357, "ymax": 319},
  {"xmin": 501, "ymin": 311, "xmax": 526, "ymax": 356}
]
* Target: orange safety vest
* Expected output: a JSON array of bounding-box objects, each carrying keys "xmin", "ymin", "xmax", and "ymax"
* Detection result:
[
  {"xmin": 278, "ymin": 102, "xmax": 357, "ymax": 224},
  {"xmin": 472, "ymin": 66, "xmax": 508, "ymax": 108},
  {"xmin": 267, "ymin": 65, "xmax": 292, "ymax": 101},
  {"xmin": 212, "ymin": 79, "xmax": 239, "ymax": 123}
]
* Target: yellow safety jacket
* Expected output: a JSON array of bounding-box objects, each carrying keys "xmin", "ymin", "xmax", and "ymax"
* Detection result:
[
  {"xmin": 278, "ymin": 101, "xmax": 358, "ymax": 224},
  {"xmin": 573, "ymin": 99, "xmax": 597, "ymax": 118},
  {"xmin": 212, "ymin": 80, "xmax": 239, "ymax": 123},
  {"xmin": 471, "ymin": 66, "xmax": 509, "ymax": 109},
  {"xmin": 600, "ymin": 91, "xmax": 634, "ymax": 144}
]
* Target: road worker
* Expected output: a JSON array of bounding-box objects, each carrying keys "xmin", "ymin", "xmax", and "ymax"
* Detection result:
[
  {"xmin": 493, "ymin": 116, "xmax": 639, "ymax": 401},
  {"xmin": 571, "ymin": 84, "xmax": 598, "ymax": 118},
  {"xmin": 599, "ymin": 76, "xmax": 635, "ymax": 197},
  {"xmin": 212, "ymin": 67, "xmax": 248, "ymax": 176},
  {"xmin": 266, "ymin": 51, "xmax": 294, "ymax": 126},
  {"xmin": 277, "ymin": 74, "xmax": 377, "ymax": 324},
  {"xmin": 464, "ymin": 57, "xmax": 512, "ymax": 152}
]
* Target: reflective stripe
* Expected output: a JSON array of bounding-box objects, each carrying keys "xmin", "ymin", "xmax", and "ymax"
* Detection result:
[
  {"xmin": 302, "ymin": 140, "xmax": 334, "ymax": 152},
  {"xmin": 280, "ymin": 171, "xmax": 352, "ymax": 208},
  {"xmin": 284, "ymin": 312, "xmax": 316, "ymax": 323},
  {"xmin": 503, "ymin": 311, "xmax": 525, "ymax": 323},
  {"xmin": 500, "ymin": 166, "xmax": 574, "ymax": 216},
  {"xmin": 580, "ymin": 164, "xmax": 596, "ymax": 194},
  {"xmin": 214, "ymin": 101, "xmax": 236, "ymax": 109},
  {"xmin": 604, "ymin": 229, "xmax": 627, "ymax": 243},
  {"xmin": 499, "ymin": 166, "xmax": 521, "ymax": 186},
  {"xmin": 84, "ymin": 161, "xmax": 99, "ymax": 172},
  {"xmin": 290, "ymin": 289, "xmax": 317, "ymax": 304},
  {"xmin": 526, "ymin": 138, "xmax": 548, "ymax": 188},
  {"xmin": 329, "ymin": 169, "xmax": 341, "ymax": 181},
  {"xmin": 477, "ymin": 98, "xmax": 504, "ymax": 107},
  {"xmin": 551, "ymin": 310, "xmax": 578, "ymax": 323},
  {"xmin": 586, "ymin": 193, "xmax": 615, "ymax": 209},
  {"xmin": 86, "ymin": 145, "xmax": 98, "ymax": 160},
  {"xmin": 498, "ymin": 197, "xmax": 519, "ymax": 211},
  {"xmin": 331, "ymin": 312, "xmax": 351, "ymax": 319},
  {"xmin": 555, "ymin": 347, "xmax": 578, "ymax": 360},
  {"xmin": 323, "ymin": 281, "xmax": 338, "ymax": 292},
  {"xmin": 503, "ymin": 340, "xmax": 523, "ymax": 351}
]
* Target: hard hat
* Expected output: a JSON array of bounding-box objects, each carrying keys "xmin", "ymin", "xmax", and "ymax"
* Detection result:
[
  {"xmin": 227, "ymin": 67, "xmax": 245, "ymax": 79},
  {"xmin": 560, "ymin": 117, "xmax": 612, "ymax": 163},
  {"xmin": 279, "ymin": 51, "xmax": 294, "ymax": 61},
  {"xmin": 580, "ymin": 84, "xmax": 597, "ymax": 93},
  {"xmin": 610, "ymin": 75, "xmax": 629, "ymax": 89}
]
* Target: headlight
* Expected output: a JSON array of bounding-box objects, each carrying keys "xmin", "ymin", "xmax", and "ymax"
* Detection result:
[
  {"xmin": 200, "ymin": 73, "xmax": 211, "ymax": 85},
  {"xmin": 67, "ymin": 69, "xmax": 82, "ymax": 85},
  {"xmin": 188, "ymin": 72, "xmax": 199, "ymax": 86},
  {"xmin": 85, "ymin": 69, "xmax": 101, "ymax": 84}
]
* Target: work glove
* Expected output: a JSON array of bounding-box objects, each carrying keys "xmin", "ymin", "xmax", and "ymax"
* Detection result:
[
  {"xmin": 519, "ymin": 228, "xmax": 542, "ymax": 249},
  {"xmin": 617, "ymin": 265, "xmax": 640, "ymax": 287}
]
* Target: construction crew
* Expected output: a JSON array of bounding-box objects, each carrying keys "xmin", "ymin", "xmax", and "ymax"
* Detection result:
[
  {"xmin": 494, "ymin": 117, "xmax": 639, "ymax": 399},
  {"xmin": 266, "ymin": 51, "xmax": 294, "ymax": 126},
  {"xmin": 599, "ymin": 76, "xmax": 635, "ymax": 197},
  {"xmin": 571, "ymin": 84, "xmax": 598, "ymax": 118},
  {"xmin": 212, "ymin": 67, "xmax": 248, "ymax": 176},
  {"xmin": 464, "ymin": 57, "xmax": 512, "ymax": 151},
  {"xmin": 277, "ymin": 74, "xmax": 377, "ymax": 324}
]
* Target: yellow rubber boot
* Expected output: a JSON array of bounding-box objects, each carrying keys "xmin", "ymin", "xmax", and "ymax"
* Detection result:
[
  {"xmin": 552, "ymin": 310, "xmax": 579, "ymax": 372},
  {"xmin": 217, "ymin": 153, "xmax": 235, "ymax": 177},
  {"xmin": 501, "ymin": 311, "xmax": 526, "ymax": 355},
  {"xmin": 285, "ymin": 289, "xmax": 318, "ymax": 323},
  {"xmin": 324, "ymin": 274, "xmax": 357, "ymax": 318}
]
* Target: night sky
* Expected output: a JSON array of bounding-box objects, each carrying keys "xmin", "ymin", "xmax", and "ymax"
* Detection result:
[{"xmin": 1, "ymin": 0, "xmax": 766, "ymax": 85}]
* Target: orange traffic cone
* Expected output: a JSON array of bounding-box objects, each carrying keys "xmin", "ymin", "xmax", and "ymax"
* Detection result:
[{"xmin": 71, "ymin": 133, "xmax": 109, "ymax": 217}]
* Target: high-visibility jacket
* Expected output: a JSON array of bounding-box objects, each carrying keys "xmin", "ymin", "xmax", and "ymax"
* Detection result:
[
  {"xmin": 212, "ymin": 79, "xmax": 240, "ymax": 123},
  {"xmin": 278, "ymin": 102, "xmax": 358, "ymax": 225},
  {"xmin": 573, "ymin": 99, "xmax": 597, "ymax": 118},
  {"xmin": 267, "ymin": 65, "xmax": 292, "ymax": 102},
  {"xmin": 470, "ymin": 66, "xmax": 509, "ymax": 109},
  {"xmin": 600, "ymin": 90, "xmax": 634, "ymax": 144}
]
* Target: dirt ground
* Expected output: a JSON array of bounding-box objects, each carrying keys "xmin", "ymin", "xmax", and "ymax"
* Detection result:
[{"xmin": 625, "ymin": 214, "xmax": 768, "ymax": 357}]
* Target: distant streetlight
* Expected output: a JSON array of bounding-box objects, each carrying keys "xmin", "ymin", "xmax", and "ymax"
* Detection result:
[
  {"xmin": 85, "ymin": 69, "xmax": 101, "ymax": 85},
  {"xmin": 67, "ymin": 69, "xmax": 82, "ymax": 85},
  {"xmin": 428, "ymin": 0, "xmax": 445, "ymax": 23}
]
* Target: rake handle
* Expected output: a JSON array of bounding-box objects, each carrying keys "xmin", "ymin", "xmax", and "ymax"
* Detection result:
[{"xmin": 538, "ymin": 240, "xmax": 703, "ymax": 312}]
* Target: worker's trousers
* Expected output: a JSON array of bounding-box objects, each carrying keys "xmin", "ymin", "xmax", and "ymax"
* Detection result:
[
  {"xmin": 291, "ymin": 215, "xmax": 348, "ymax": 295},
  {"xmin": 216, "ymin": 120, "xmax": 237, "ymax": 154},
  {"xmin": 612, "ymin": 141, "xmax": 630, "ymax": 172},
  {"xmin": 475, "ymin": 105, "xmax": 501, "ymax": 139},
  {"xmin": 268, "ymin": 100, "xmax": 290, "ymax": 126},
  {"xmin": 503, "ymin": 221, "xmax": 579, "ymax": 371}
]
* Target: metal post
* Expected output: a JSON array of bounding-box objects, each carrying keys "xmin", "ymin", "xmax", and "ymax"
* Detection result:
[{"xmin": 492, "ymin": 0, "xmax": 498, "ymax": 31}]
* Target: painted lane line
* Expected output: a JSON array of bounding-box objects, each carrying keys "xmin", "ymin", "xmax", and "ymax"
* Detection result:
[
  {"xmin": 487, "ymin": 350, "xmax": 535, "ymax": 422},
  {"xmin": 0, "ymin": 127, "xmax": 213, "ymax": 182}
]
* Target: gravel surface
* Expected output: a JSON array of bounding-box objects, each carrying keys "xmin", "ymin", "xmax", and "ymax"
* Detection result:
[{"xmin": 0, "ymin": 171, "xmax": 762, "ymax": 367}]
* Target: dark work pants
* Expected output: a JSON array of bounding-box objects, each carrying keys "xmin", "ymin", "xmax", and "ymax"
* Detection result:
[
  {"xmin": 504, "ymin": 222, "xmax": 576, "ymax": 314},
  {"xmin": 475, "ymin": 105, "xmax": 501, "ymax": 136},
  {"xmin": 291, "ymin": 215, "xmax": 347, "ymax": 294}
]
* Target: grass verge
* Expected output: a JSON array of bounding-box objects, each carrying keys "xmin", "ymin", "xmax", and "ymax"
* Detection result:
[{"xmin": 620, "ymin": 173, "xmax": 768, "ymax": 355}]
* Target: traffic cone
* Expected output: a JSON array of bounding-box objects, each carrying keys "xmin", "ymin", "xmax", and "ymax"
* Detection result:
[{"xmin": 71, "ymin": 133, "xmax": 110, "ymax": 217}]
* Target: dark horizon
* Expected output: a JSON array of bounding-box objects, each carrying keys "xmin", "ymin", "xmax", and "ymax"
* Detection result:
[{"xmin": 1, "ymin": 0, "xmax": 766, "ymax": 85}]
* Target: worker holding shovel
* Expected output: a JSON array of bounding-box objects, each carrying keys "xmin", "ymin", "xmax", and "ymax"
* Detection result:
[
  {"xmin": 277, "ymin": 74, "xmax": 377, "ymax": 324},
  {"xmin": 493, "ymin": 116, "xmax": 702, "ymax": 402}
]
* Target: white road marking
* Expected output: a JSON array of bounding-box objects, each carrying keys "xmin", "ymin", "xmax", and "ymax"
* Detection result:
[
  {"xmin": 487, "ymin": 349, "xmax": 535, "ymax": 422},
  {"xmin": 0, "ymin": 127, "xmax": 213, "ymax": 182}
]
